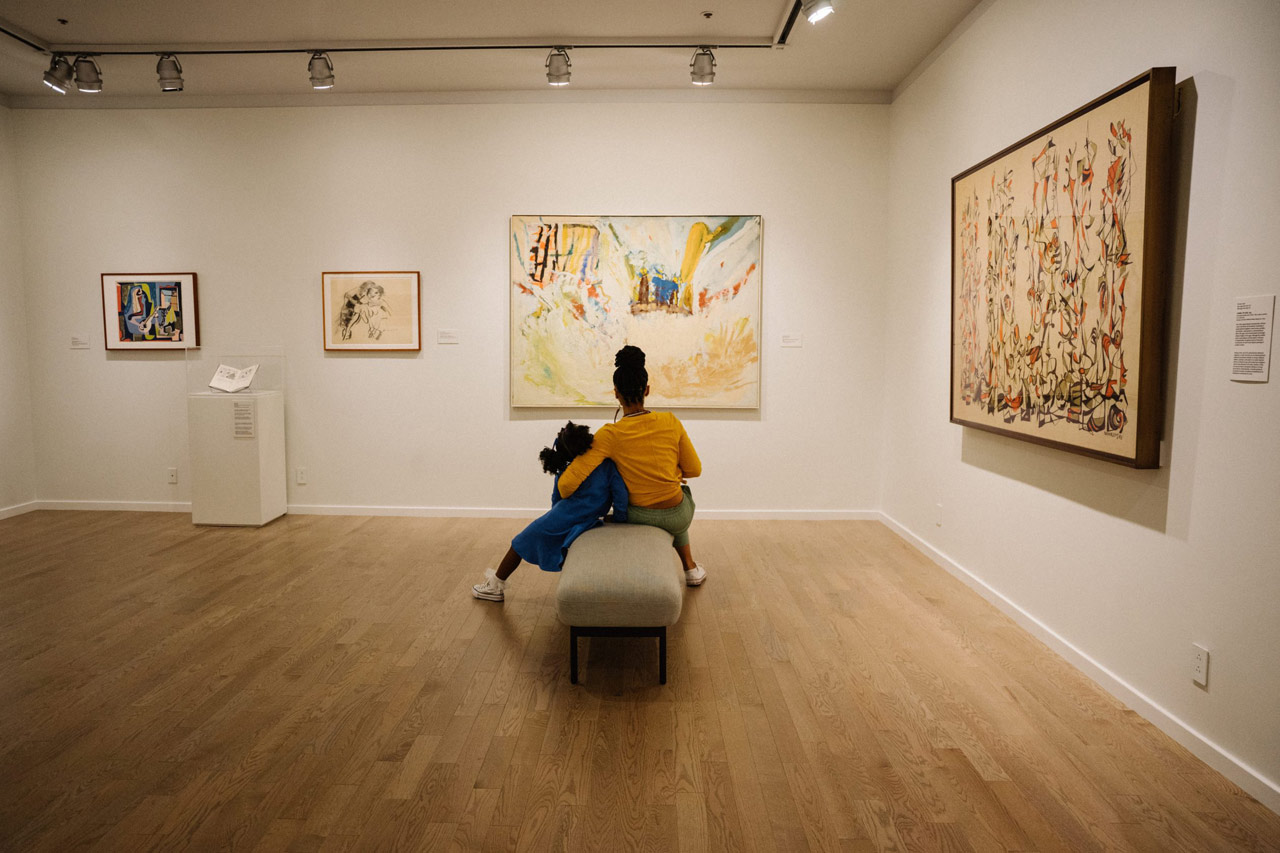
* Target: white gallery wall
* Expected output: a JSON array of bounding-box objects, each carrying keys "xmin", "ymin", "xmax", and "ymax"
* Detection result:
[
  {"xmin": 10, "ymin": 102, "xmax": 889, "ymax": 517},
  {"xmin": 0, "ymin": 102, "xmax": 36, "ymax": 515},
  {"xmin": 884, "ymin": 0, "xmax": 1280, "ymax": 807}
]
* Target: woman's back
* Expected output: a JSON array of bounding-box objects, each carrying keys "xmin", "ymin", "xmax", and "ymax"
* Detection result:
[{"xmin": 558, "ymin": 411, "xmax": 700, "ymax": 508}]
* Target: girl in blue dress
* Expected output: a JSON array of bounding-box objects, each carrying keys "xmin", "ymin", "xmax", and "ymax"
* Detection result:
[{"xmin": 472, "ymin": 422, "xmax": 627, "ymax": 602}]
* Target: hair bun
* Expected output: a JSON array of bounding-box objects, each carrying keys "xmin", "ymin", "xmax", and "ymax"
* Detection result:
[{"xmin": 615, "ymin": 345, "xmax": 646, "ymax": 369}]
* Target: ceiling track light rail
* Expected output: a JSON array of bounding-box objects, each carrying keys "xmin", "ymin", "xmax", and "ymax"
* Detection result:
[{"xmin": 14, "ymin": 0, "xmax": 834, "ymax": 94}]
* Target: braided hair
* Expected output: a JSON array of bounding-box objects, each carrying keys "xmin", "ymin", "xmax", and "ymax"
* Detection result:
[
  {"xmin": 613, "ymin": 345, "xmax": 648, "ymax": 406},
  {"xmin": 539, "ymin": 421, "xmax": 593, "ymax": 475}
]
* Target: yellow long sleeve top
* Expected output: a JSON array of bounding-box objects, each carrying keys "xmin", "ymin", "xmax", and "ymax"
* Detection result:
[{"xmin": 557, "ymin": 411, "xmax": 701, "ymax": 507}]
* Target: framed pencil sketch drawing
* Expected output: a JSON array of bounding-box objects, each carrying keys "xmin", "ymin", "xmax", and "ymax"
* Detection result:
[
  {"xmin": 322, "ymin": 271, "xmax": 421, "ymax": 351},
  {"xmin": 951, "ymin": 68, "xmax": 1175, "ymax": 468},
  {"xmin": 510, "ymin": 215, "xmax": 762, "ymax": 408},
  {"xmin": 101, "ymin": 273, "xmax": 199, "ymax": 350}
]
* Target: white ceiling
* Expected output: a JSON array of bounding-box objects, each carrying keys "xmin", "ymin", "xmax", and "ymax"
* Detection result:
[{"xmin": 0, "ymin": 0, "xmax": 981, "ymax": 104}]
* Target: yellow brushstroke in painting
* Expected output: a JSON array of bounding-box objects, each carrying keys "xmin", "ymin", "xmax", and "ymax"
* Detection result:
[{"xmin": 677, "ymin": 219, "xmax": 735, "ymax": 312}]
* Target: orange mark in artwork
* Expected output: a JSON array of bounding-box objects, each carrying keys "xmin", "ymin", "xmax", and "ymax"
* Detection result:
[
  {"xmin": 655, "ymin": 319, "xmax": 758, "ymax": 401},
  {"xmin": 698, "ymin": 263, "xmax": 756, "ymax": 313}
]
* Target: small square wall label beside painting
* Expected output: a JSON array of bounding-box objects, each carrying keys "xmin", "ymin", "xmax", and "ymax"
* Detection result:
[
  {"xmin": 322, "ymin": 271, "xmax": 422, "ymax": 352},
  {"xmin": 101, "ymin": 273, "xmax": 199, "ymax": 350}
]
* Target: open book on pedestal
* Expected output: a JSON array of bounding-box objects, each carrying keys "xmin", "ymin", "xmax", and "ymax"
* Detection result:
[{"xmin": 209, "ymin": 363, "xmax": 259, "ymax": 393}]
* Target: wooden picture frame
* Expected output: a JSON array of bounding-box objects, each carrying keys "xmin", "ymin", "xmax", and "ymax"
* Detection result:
[
  {"xmin": 510, "ymin": 215, "xmax": 763, "ymax": 408},
  {"xmin": 950, "ymin": 68, "xmax": 1176, "ymax": 468},
  {"xmin": 322, "ymin": 271, "xmax": 421, "ymax": 352},
  {"xmin": 101, "ymin": 273, "xmax": 199, "ymax": 350}
]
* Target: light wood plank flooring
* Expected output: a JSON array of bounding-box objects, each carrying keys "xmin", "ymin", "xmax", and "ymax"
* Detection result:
[{"xmin": 0, "ymin": 511, "xmax": 1277, "ymax": 851}]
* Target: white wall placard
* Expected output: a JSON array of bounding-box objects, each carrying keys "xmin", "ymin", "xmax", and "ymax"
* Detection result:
[
  {"xmin": 437, "ymin": 329, "xmax": 460, "ymax": 345},
  {"xmin": 70, "ymin": 335, "xmax": 90, "ymax": 350},
  {"xmin": 233, "ymin": 400, "xmax": 257, "ymax": 439},
  {"xmin": 1230, "ymin": 294, "xmax": 1275, "ymax": 382},
  {"xmin": 781, "ymin": 334, "xmax": 804, "ymax": 348}
]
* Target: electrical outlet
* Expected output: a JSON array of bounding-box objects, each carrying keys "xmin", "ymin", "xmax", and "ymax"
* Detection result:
[
  {"xmin": 934, "ymin": 502, "xmax": 943, "ymax": 528},
  {"xmin": 167, "ymin": 467, "xmax": 178, "ymax": 484},
  {"xmin": 1192, "ymin": 643, "xmax": 1209, "ymax": 687},
  {"xmin": 296, "ymin": 467, "xmax": 307, "ymax": 485}
]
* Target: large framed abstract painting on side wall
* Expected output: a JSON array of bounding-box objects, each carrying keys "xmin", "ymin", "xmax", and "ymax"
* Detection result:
[
  {"xmin": 101, "ymin": 273, "xmax": 199, "ymax": 350},
  {"xmin": 951, "ymin": 68, "xmax": 1176, "ymax": 468},
  {"xmin": 511, "ymin": 215, "xmax": 762, "ymax": 408}
]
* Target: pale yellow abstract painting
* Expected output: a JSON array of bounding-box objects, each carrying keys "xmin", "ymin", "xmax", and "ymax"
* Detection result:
[{"xmin": 511, "ymin": 215, "xmax": 762, "ymax": 408}]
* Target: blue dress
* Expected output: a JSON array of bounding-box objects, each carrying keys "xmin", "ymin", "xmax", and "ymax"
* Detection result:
[{"xmin": 511, "ymin": 460, "xmax": 629, "ymax": 572}]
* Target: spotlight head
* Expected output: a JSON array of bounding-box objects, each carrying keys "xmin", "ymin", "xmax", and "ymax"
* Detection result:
[
  {"xmin": 690, "ymin": 47, "xmax": 715, "ymax": 86},
  {"xmin": 42, "ymin": 55, "xmax": 74, "ymax": 94},
  {"xmin": 546, "ymin": 47, "xmax": 571, "ymax": 86},
  {"xmin": 802, "ymin": 0, "xmax": 835, "ymax": 23},
  {"xmin": 156, "ymin": 54, "xmax": 184, "ymax": 92},
  {"xmin": 308, "ymin": 52, "xmax": 334, "ymax": 90},
  {"xmin": 73, "ymin": 55, "xmax": 103, "ymax": 93}
]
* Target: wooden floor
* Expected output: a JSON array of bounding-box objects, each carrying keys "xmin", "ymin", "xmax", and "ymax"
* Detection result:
[{"xmin": 1, "ymin": 512, "xmax": 1277, "ymax": 852}]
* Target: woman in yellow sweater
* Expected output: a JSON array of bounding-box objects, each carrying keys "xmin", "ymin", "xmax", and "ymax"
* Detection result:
[{"xmin": 556, "ymin": 345, "xmax": 706, "ymax": 586}]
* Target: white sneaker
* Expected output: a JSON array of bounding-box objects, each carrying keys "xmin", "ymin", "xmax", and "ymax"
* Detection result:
[
  {"xmin": 472, "ymin": 568, "xmax": 505, "ymax": 601},
  {"xmin": 685, "ymin": 564, "xmax": 707, "ymax": 586}
]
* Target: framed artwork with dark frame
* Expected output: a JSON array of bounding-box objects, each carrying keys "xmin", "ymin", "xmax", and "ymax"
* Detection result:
[
  {"xmin": 101, "ymin": 273, "xmax": 200, "ymax": 350},
  {"xmin": 322, "ymin": 271, "xmax": 422, "ymax": 352},
  {"xmin": 950, "ymin": 67, "xmax": 1176, "ymax": 468}
]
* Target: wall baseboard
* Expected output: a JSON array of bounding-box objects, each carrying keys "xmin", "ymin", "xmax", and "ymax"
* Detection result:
[
  {"xmin": 0, "ymin": 500, "xmax": 38, "ymax": 520},
  {"xmin": 15, "ymin": 501, "xmax": 882, "ymax": 521},
  {"xmin": 286, "ymin": 504, "xmax": 879, "ymax": 521},
  {"xmin": 289, "ymin": 503, "xmax": 543, "ymax": 518},
  {"xmin": 878, "ymin": 511, "xmax": 1280, "ymax": 816},
  {"xmin": 34, "ymin": 500, "xmax": 191, "ymax": 513},
  {"xmin": 696, "ymin": 509, "xmax": 880, "ymax": 521}
]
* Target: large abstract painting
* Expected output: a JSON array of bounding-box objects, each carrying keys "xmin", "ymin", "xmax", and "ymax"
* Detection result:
[
  {"xmin": 951, "ymin": 68, "xmax": 1175, "ymax": 468},
  {"xmin": 511, "ymin": 215, "xmax": 762, "ymax": 408},
  {"xmin": 101, "ymin": 273, "xmax": 199, "ymax": 350}
]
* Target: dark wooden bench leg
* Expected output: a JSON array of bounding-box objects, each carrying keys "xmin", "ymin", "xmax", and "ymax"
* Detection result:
[
  {"xmin": 659, "ymin": 626, "xmax": 667, "ymax": 684},
  {"xmin": 570, "ymin": 626, "xmax": 579, "ymax": 684},
  {"xmin": 568, "ymin": 625, "xmax": 667, "ymax": 685}
]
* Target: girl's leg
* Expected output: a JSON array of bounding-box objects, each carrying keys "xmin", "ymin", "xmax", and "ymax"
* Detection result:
[
  {"xmin": 496, "ymin": 546, "xmax": 522, "ymax": 580},
  {"xmin": 674, "ymin": 543, "xmax": 696, "ymax": 572}
]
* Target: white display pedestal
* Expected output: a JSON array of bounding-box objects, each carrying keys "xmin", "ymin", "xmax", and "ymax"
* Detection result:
[{"xmin": 188, "ymin": 390, "xmax": 286, "ymax": 526}]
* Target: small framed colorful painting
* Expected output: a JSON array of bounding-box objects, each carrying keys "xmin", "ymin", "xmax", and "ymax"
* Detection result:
[
  {"xmin": 322, "ymin": 271, "xmax": 421, "ymax": 352},
  {"xmin": 950, "ymin": 68, "xmax": 1176, "ymax": 468},
  {"xmin": 101, "ymin": 273, "xmax": 200, "ymax": 350},
  {"xmin": 510, "ymin": 215, "xmax": 763, "ymax": 408}
]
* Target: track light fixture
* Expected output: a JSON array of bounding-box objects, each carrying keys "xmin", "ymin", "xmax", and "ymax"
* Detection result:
[
  {"xmin": 308, "ymin": 52, "xmax": 335, "ymax": 89},
  {"xmin": 156, "ymin": 54, "xmax": 183, "ymax": 92},
  {"xmin": 690, "ymin": 47, "xmax": 716, "ymax": 86},
  {"xmin": 545, "ymin": 47, "xmax": 571, "ymax": 86},
  {"xmin": 28, "ymin": 39, "xmax": 785, "ymax": 94},
  {"xmin": 73, "ymin": 55, "xmax": 103, "ymax": 93},
  {"xmin": 802, "ymin": 0, "xmax": 835, "ymax": 23},
  {"xmin": 42, "ymin": 55, "xmax": 74, "ymax": 94}
]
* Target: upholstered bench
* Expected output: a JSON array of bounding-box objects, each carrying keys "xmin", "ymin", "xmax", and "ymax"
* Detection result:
[{"xmin": 555, "ymin": 523, "xmax": 685, "ymax": 684}]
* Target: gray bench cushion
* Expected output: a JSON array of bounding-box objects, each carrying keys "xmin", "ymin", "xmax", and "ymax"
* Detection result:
[{"xmin": 555, "ymin": 524, "xmax": 684, "ymax": 627}]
